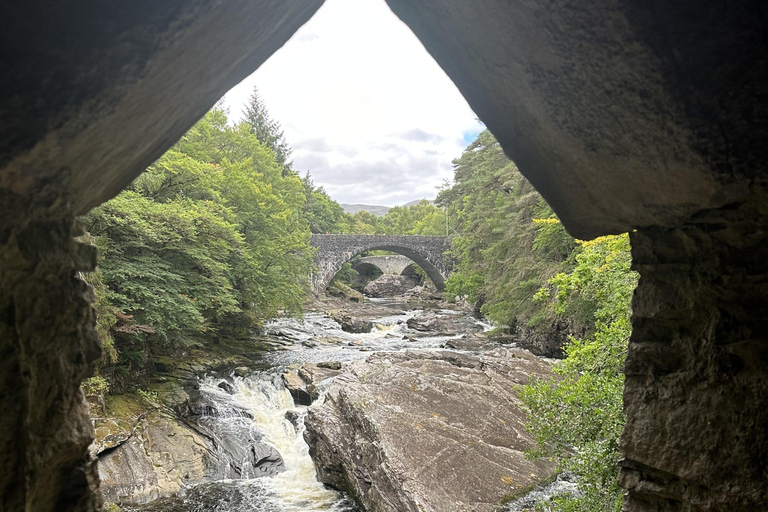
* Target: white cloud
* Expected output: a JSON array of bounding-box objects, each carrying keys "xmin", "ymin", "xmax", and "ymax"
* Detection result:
[{"xmin": 222, "ymin": 0, "xmax": 482, "ymax": 206}]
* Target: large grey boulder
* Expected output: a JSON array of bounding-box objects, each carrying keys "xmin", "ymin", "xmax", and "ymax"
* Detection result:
[
  {"xmin": 304, "ymin": 348, "xmax": 556, "ymax": 512},
  {"xmin": 406, "ymin": 311, "xmax": 484, "ymax": 336},
  {"xmin": 326, "ymin": 309, "xmax": 373, "ymax": 334},
  {"xmin": 364, "ymin": 274, "xmax": 418, "ymax": 297}
]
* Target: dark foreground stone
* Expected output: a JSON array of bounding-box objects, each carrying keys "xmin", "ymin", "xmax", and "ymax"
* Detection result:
[{"xmin": 304, "ymin": 348, "xmax": 556, "ymax": 512}]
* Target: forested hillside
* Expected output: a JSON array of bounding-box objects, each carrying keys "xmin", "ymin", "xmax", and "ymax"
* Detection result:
[
  {"xmin": 81, "ymin": 93, "xmax": 351, "ymax": 395},
  {"xmin": 435, "ymin": 129, "xmax": 637, "ymax": 510}
]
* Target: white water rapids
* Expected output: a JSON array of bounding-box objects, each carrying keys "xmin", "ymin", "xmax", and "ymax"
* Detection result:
[{"xmin": 126, "ymin": 301, "xmax": 574, "ymax": 511}]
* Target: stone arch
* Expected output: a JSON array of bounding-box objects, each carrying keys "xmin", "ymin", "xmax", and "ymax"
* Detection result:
[
  {"xmin": 310, "ymin": 235, "xmax": 449, "ymax": 294},
  {"xmin": 351, "ymin": 255, "xmax": 414, "ymax": 276},
  {"xmin": 1, "ymin": 1, "xmax": 767, "ymax": 510},
  {"xmin": 400, "ymin": 262, "xmax": 423, "ymax": 283},
  {"xmin": 350, "ymin": 261, "xmax": 384, "ymax": 279}
]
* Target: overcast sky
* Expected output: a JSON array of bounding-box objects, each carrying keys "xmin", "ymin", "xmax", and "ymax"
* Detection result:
[{"xmin": 221, "ymin": 0, "xmax": 483, "ymax": 207}]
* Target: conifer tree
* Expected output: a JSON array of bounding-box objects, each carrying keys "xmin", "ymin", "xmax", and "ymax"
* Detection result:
[{"xmin": 243, "ymin": 87, "xmax": 292, "ymax": 168}]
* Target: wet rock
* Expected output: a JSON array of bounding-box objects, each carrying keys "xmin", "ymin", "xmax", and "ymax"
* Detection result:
[
  {"xmin": 285, "ymin": 410, "xmax": 303, "ymax": 431},
  {"xmin": 406, "ymin": 311, "xmax": 484, "ymax": 335},
  {"xmin": 217, "ymin": 381, "xmax": 235, "ymax": 394},
  {"xmin": 312, "ymin": 336, "xmax": 347, "ymax": 345},
  {"xmin": 233, "ymin": 367, "xmax": 250, "ymax": 378},
  {"xmin": 304, "ymin": 348, "xmax": 556, "ymax": 512},
  {"xmin": 443, "ymin": 337, "xmax": 492, "ymax": 351},
  {"xmin": 282, "ymin": 373, "xmax": 313, "ymax": 406},
  {"xmin": 318, "ymin": 361, "xmax": 342, "ymax": 371},
  {"xmin": 326, "ymin": 310, "xmax": 373, "ymax": 333},
  {"xmin": 327, "ymin": 281, "xmax": 365, "ymax": 302},
  {"xmin": 347, "ymin": 340, "xmax": 362, "ymax": 347},
  {"xmin": 298, "ymin": 363, "xmax": 341, "ymax": 385},
  {"xmin": 98, "ymin": 414, "xmax": 209, "ymax": 505},
  {"xmin": 363, "ymin": 274, "xmax": 418, "ymax": 297}
]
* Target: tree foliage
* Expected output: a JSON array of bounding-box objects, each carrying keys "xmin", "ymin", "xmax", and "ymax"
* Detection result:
[
  {"xmin": 343, "ymin": 200, "xmax": 446, "ymax": 236},
  {"xmin": 243, "ymin": 88, "xmax": 292, "ymax": 168},
  {"xmin": 85, "ymin": 107, "xmax": 314, "ymax": 352},
  {"xmin": 522, "ymin": 234, "xmax": 637, "ymax": 511},
  {"xmin": 437, "ymin": 130, "xmax": 575, "ymax": 328},
  {"xmin": 438, "ymin": 129, "xmax": 637, "ymax": 510}
]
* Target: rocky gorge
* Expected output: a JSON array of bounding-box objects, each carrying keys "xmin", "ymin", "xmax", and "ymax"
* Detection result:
[{"xmin": 91, "ymin": 292, "xmax": 567, "ymax": 512}]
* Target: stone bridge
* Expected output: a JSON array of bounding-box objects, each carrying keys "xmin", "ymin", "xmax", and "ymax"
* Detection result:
[
  {"xmin": 310, "ymin": 234, "xmax": 449, "ymax": 294},
  {"xmin": 352, "ymin": 255, "xmax": 415, "ymax": 276}
]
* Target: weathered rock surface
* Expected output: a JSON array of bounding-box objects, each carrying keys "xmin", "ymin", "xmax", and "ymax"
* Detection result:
[
  {"xmin": 282, "ymin": 372, "xmax": 313, "ymax": 406},
  {"xmin": 304, "ymin": 348, "xmax": 556, "ymax": 512},
  {"xmin": 443, "ymin": 336, "xmax": 494, "ymax": 351},
  {"xmin": 298, "ymin": 362, "xmax": 342, "ymax": 385},
  {"xmin": 283, "ymin": 362, "xmax": 343, "ymax": 406},
  {"xmin": 326, "ymin": 309, "xmax": 373, "ymax": 333},
  {"xmin": 406, "ymin": 311, "xmax": 484, "ymax": 336},
  {"xmin": 98, "ymin": 412, "xmax": 210, "ymax": 504},
  {"xmin": 363, "ymin": 274, "xmax": 418, "ymax": 297},
  {"xmin": 327, "ymin": 280, "xmax": 365, "ymax": 302}
]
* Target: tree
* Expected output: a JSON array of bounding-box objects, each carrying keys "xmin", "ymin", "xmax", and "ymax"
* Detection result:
[
  {"xmin": 437, "ymin": 130, "xmax": 575, "ymax": 329},
  {"xmin": 302, "ymin": 173, "xmax": 352, "ymax": 233},
  {"xmin": 85, "ymin": 107, "xmax": 314, "ymax": 351},
  {"xmin": 522, "ymin": 234, "xmax": 637, "ymax": 511},
  {"xmin": 243, "ymin": 87, "xmax": 292, "ymax": 168}
]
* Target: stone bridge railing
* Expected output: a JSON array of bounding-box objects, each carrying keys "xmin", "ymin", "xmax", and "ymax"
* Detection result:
[{"xmin": 310, "ymin": 234, "xmax": 450, "ymax": 294}]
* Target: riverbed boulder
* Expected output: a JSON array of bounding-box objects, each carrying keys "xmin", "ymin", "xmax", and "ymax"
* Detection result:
[
  {"xmin": 326, "ymin": 309, "xmax": 373, "ymax": 333},
  {"xmin": 282, "ymin": 373, "xmax": 313, "ymax": 406},
  {"xmin": 406, "ymin": 311, "xmax": 484, "ymax": 336},
  {"xmin": 304, "ymin": 348, "xmax": 557, "ymax": 512},
  {"xmin": 98, "ymin": 412, "xmax": 210, "ymax": 505},
  {"xmin": 298, "ymin": 363, "xmax": 342, "ymax": 385},
  {"xmin": 364, "ymin": 274, "xmax": 418, "ymax": 297}
]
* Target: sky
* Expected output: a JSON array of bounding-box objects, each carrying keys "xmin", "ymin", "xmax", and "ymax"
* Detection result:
[{"xmin": 221, "ymin": 0, "xmax": 483, "ymax": 207}]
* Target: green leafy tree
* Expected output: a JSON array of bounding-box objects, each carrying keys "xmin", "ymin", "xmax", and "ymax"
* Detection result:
[
  {"xmin": 302, "ymin": 173, "xmax": 352, "ymax": 233},
  {"xmin": 437, "ymin": 130, "xmax": 576, "ymax": 329},
  {"xmin": 522, "ymin": 234, "xmax": 637, "ymax": 511},
  {"xmin": 84, "ymin": 107, "xmax": 314, "ymax": 351}
]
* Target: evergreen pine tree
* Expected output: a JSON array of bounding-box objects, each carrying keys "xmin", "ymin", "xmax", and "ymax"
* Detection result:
[{"xmin": 243, "ymin": 87, "xmax": 292, "ymax": 168}]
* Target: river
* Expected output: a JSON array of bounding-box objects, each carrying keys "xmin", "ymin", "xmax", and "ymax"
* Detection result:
[{"xmin": 120, "ymin": 298, "xmax": 573, "ymax": 511}]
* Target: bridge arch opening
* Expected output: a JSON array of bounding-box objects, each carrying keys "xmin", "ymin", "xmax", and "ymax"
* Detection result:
[
  {"xmin": 400, "ymin": 262, "xmax": 423, "ymax": 283},
  {"xmin": 345, "ymin": 254, "xmax": 436, "ymax": 293},
  {"xmin": 310, "ymin": 235, "xmax": 449, "ymax": 295}
]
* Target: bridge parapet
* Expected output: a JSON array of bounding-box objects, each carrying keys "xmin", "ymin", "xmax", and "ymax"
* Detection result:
[{"xmin": 310, "ymin": 234, "xmax": 450, "ymax": 295}]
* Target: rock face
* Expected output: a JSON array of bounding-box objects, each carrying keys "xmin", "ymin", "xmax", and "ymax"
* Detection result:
[
  {"xmin": 304, "ymin": 349, "xmax": 557, "ymax": 512},
  {"xmin": 283, "ymin": 363, "xmax": 343, "ymax": 406},
  {"xmin": 97, "ymin": 413, "xmax": 210, "ymax": 504},
  {"xmin": 620, "ymin": 207, "xmax": 768, "ymax": 511},
  {"xmin": 97, "ymin": 376, "xmax": 286, "ymax": 505},
  {"xmin": 363, "ymin": 274, "xmax": 418, "ymax": 297}
]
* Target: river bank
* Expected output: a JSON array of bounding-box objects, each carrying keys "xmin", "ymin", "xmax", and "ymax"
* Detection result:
[{"xmin": 91, "ymin": 293, "xmax": 565, "ymax": 511}]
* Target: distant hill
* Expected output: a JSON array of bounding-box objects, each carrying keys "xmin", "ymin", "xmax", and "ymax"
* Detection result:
[
  {"xmin": 340, "ymin": 204, "xmax": 390, "ymax": 217},
  {"xmin": 341, "ymin": 199, "xmax": 434, "ymax": 217}
]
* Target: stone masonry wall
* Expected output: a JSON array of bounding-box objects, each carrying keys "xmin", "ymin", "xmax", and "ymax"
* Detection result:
[
  {"xmin": 0, "ymin": 182, "xmax": 102, "ymax": 511},
  {"xmin": 621, "ymin": 197, "xmax": 768, "ymax": 511}
]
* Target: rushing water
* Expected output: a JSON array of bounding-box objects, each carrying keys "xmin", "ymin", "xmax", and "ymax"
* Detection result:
[{"xmin": 125, "ymin": 300, "xmax": 566, "ymax": 511}]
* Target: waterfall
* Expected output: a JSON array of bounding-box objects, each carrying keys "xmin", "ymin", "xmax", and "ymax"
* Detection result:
[{"xmin": 128, "ymin": 372, "xmax": 357, "ymax": 512}]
